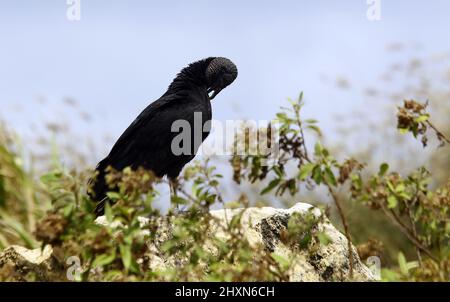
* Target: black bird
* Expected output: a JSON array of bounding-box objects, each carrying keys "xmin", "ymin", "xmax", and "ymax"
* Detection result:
[{"xmin": 89, "ymin": 57, "xmax": 238, "ymax": 215}]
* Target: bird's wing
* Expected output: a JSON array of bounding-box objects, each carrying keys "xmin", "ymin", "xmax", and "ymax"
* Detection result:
[
  {"xmin": 108, "ymin": 92, "xmax": 182, "ymax": 155},
  {"xmin": 98, "ymin": 91, "xmax": 206, "ymax": 172}
]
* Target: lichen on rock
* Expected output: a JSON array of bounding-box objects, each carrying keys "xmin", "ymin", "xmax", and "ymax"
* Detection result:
[{"xmin": 0, "ymin": 203, "xmax": 375, "ymax": 281}]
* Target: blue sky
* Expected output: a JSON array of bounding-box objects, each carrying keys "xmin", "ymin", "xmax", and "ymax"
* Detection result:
[{"xmin": 1, "ymin": 0, "xmax": 450, "ymax": 159}]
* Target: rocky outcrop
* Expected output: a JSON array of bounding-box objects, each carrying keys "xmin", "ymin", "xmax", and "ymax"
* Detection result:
[
  {"xmin": 0, "ymin": 245, "xmax": 64, "ymax": 281},
  {"xmin": 0, "ymin": 203, "xmax": 375, "ymax": 281}
]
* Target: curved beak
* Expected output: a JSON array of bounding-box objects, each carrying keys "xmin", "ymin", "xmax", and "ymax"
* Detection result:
[{"xmin": 208, "ymin": 87, "xmax": 223, "ymax": 100}]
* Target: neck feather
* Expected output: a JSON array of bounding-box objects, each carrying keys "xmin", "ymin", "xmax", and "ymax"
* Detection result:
[{"xmin": 166, "ymin": 57, "xmax": 215, "ymax": 92}]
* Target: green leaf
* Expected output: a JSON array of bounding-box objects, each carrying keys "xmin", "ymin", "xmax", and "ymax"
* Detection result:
[
  {"xmin": 395, "ymin": 183, "xmax": 406, "ymax": 193},
  {"xmin": 387, "ymin": 195, "xmax": 398, "ymax": 209},
  {"xmin": 351, "ymin": 174, "xmax": 362, "ymax": 191},
  {"xmin": 129, "ymin": 258, "xmax": 140, "ymax": 274},
  {"xmin": 312, "ymin": 166, "xmax": 322, "ymax": 185},
  {"xmin": 209, "ymin": 179, "xmax": 219, "ymax": 187},
  {"xmin": 406, "ymin": 261, "xmax": 419, "ymax": 272},
  {"xmin": 93, "ymin": 251, "xmax": 116, "ymax": 268},
  {"xmin": 307, "ymin": 125, "xmax": 322, "ymax": 136},
  {"xmin": 273, "ymin": 166, "xmax": 284, "ymax": 178},
  {"xmin": 324, "ymin": 167, "xmax": 337, "ymax": 186},
  {"xmin": 314, "ymin": 142, "xmax": 323, "ymax": 156},
  {"xmin": 298, "ymin": 163, "xmax": 315, "ymax": 180},
  {"xmin": 398, "ymin": 252, "xmax": 419, "ymax": 276},
  {"xmin": 379, "ymin": 163, "xmax": 389, "ymax": 177},
  {"xmin": 63, "ymin": 203, "xmax": 75, "ymax": 217},
  {"xmin": 224, "ymin": 201, "xmax": 241, "ymax": 209},
  {"xmin": 171, "ymin": 195, "xmax": 187, "ymax": 205},
  {"xmin": 276, "ymin": 112, "xmax": 287, "ymax": 119},
  {"xmin": 0, "ymin": 210, "xmax": 38, "ymax": 249},
  {"xmin": 271, "ymin": 253, "xmax": 290, "ymax": 270},
  {"xmin": 229, "ymin": 214, "xmax": 242, "ymax": 229},
  {"xmin": 386, "ymin": 181, "xmax": 395, "ymax": 193},
  {"xmin": 398, "ymin": 252, "xmax": 408, "ymax": 275},
  {"xmin": 119, "ymin": 244, "xmax": 132, "ymax": 271},
  {"xmin": 317, "ymin": 232, "xmax": 332, "ymax": 245},
  {"xmin": 414, "ymin": 114, "xmax": 429, "ymax": 123},
  {"xmin": 381, "ymin": 268, "xmax": 401, "ymax": 281},
  {"xmin": 261, "ymin": 178, "xmax": 281, "ymax": 195},
  {"xmin": 106, "ymin": 191, "xmax": 121, "ymax": 201},
  {"xmin": 299, "ymin": 233, "xmax": 312, "ymax": 248},
  {"xmin": 40, "ymin": 171, "xmax": 62, "ymax": 184},
  {"xmin": 104, "ymin": 202, "xmax": 113, "ymax": 223},
  {"xmin": 398, "ymin": 192, "xmax": 411, "ymax": 200}
]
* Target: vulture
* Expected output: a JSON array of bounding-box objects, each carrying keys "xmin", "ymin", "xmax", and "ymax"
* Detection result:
[{"xmin": 88, "ymin": 57, "xmax": 238, "ymax": 215}]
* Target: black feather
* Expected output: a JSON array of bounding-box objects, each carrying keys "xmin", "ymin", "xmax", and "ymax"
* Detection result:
[{"xmin": 88, "ymin": 57, "xmax": 237, "ymax": 215}]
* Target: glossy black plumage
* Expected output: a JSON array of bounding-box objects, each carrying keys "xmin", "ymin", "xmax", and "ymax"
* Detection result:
[{"xmin": 88, "ymin": 57, "xmax": 237, "ymax": 215}]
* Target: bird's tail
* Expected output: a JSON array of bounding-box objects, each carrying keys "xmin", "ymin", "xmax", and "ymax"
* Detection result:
[
  {"xmin": 88, "ymin": 158, "xmax": 111, "ymax": 216},
  {"xmin": 94, "ymin": 196, "xmax": 109, "ymax": 216}
]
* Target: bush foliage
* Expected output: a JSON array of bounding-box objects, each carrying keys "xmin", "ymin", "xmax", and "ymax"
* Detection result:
[{"xmin": 0, "ymin": 96, "xmax": 448, "ymax": 281}]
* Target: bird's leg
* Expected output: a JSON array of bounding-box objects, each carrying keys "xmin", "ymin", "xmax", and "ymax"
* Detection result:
[{"xmin": 169, "ymin": 177, "xmax": 180, "ymax": 214}]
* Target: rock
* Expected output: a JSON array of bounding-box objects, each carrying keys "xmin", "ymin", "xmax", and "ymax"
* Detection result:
[
  {"xmin": 0, "ymin": 245, "xmax": 64, "ymax": 281},
  {"xmin": 211, "ymin": 203, "xmax": 374, "ymax": 281},
  {"xmin": 117, "ymin": 202, "xmax": 374, "ymax": 281},
  {"xmin": 0, "ymin": 203, "xmax": 375, "ymax": 281}
]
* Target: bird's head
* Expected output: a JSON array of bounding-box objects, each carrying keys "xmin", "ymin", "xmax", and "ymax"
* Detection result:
[{"xmin": 205, "ymin": 57, "xmax": 238, "ymax": 100}]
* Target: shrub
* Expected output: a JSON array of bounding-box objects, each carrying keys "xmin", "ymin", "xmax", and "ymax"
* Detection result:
[{"xmin": 0, "ymin": 97, "xmax": 448, "ymax": 281}]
